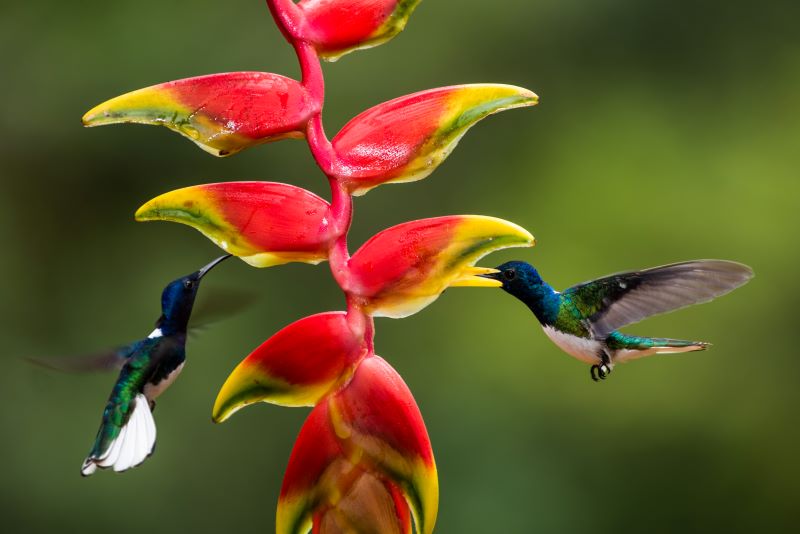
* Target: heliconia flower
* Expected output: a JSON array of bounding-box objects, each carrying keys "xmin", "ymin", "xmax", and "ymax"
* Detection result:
[
  {"xmin": 330, "ymin": 84, "xmax": 538, "ymax": 195},
  {"xmin": 271, "ymin": 0, "xmax": 422, "ymax": 62},
  {"xmin": 278, "ymin": 356, "xmax": 437, "ymax": 534},
  {"xmin": 135, "ymin": 182, "xmax": 335, "ymax": 267},
  {"xmin": 212, "ymin": 312, "xmax": 365, "ymax": 422},
  {"xmin": 82, "ymin": 72, "xmax": 317, "ymax": 157},
  {"xmin": 348, "ymin": 215, "xmax": 535, "ymax": 318}
]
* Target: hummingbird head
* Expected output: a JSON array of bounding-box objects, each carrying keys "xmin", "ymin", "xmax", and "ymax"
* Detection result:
[
  {"xmin": 480, "ymin": 261, "xmax": 544, "ymax": 297},
  {"xmin": 158, "ymin": 254, "xmax": 232, "ymax": 333}
]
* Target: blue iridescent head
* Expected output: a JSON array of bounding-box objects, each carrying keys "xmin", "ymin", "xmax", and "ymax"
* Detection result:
[
  {"xmin": 158, "ymin": 254, "xmax": 232, "ymax": 333},
  {"xmin": 481, "ymin": 261, "xmax": 559, "ymax": 324},
  {"xmin": 483, "ymin": 261, "xmax": 545, "ymax": 295}
]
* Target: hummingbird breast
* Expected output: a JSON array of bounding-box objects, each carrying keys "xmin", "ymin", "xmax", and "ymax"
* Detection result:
[
  {"xmin": 143, "ymin": 362, "xmax": 185, "ymax": 401},
  {"xmin": 541, "ymin": 325, "xmax": 603, "ymax": 364}
]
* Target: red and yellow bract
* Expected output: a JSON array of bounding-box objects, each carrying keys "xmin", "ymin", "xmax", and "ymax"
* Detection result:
[
  {"xmin": 85, "ymin": 0, "xmax": 538, "ymax": 532},
  {"xmin": 83, "ymin": 72, "xmax": 316, "ymax": 157},
  {"xmin": 277, "ymin": 356, "xmax": 437, "ymax": 534},
  {"xmin": 348, "ymin": 215, "xmax": 534, "ymax": 317},
  {"xmin": 136, "ymin": 182, "xmax": 336, "ymax": 268},
  {"xmin": 331, "ymin": 85, "xmax": 538, "ymax": 195},
  {"xmin": 268, "ymin": 0, "xmax": 423, "ymax": 61},
  {"xmin": 213, "ymin": 312, "xmax": 366, "ymax": 420}
]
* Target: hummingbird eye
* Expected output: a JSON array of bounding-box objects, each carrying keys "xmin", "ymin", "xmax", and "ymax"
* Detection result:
[
  {"xmin": 183, "ymin": 280, "xmax": 194, "ymax": 289},
  {"xmin": 503, "ymin": 269, "xmax": 517, "ymax": 281}
]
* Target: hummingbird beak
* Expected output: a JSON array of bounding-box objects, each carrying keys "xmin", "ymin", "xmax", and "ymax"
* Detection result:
[
  {"xmin": 449, "ymin": 266, "xmax": 503, "ymax": 288},
  {"xmin": 197, "ymin": 253, "xmax": 233, "ymax": 280}
]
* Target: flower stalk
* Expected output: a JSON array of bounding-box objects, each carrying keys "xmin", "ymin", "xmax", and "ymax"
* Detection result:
[{"xmin": 85, "ymin": 1, "xmax": 538, "ymax": 532}]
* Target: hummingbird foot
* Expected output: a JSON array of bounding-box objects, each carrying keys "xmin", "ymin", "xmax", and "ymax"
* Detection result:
[{"xmin": 590, "ymin": 362, "xmax": 613, "ymax": 382}]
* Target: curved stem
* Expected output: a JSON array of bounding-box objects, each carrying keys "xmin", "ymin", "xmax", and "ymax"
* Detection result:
[
  {"xmin": 327, "ymin": 176, "xmax": 353, "ymax": 292},
  {"xmin": 266, "ymin": 0, "xmax": 305, "ymax": 42},
  {"xmin": 306, "ymin": 113, "xmax": 336, "ymax": 176},
  {"xmin": 277, "ymin": 2, "xmax": 361, "ymax": 335},
  {"xmin": 294, "ymin": 40, "xmax": 325, "ymax": 109},
  {"xmin": 345, "ymin": 296, "xmax": 375, "ymax": 356}
]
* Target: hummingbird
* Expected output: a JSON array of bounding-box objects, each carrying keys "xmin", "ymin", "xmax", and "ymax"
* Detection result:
[
  {"xmin": 78, "ymin": 254, "xmax": 232, "ymax": 476},
  {"xmin": 481, "ymin": 260, "xmax": 753, "ymax": 381}
]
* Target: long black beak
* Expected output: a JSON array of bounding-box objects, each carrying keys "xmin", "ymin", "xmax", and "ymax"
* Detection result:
[
  {"xmin": 197, "ymin": 253, "xmax": 233, "ymax": 280},
  {"xmin": 477, "ymin": 269, "xmax": 502, "ymax": 282}
]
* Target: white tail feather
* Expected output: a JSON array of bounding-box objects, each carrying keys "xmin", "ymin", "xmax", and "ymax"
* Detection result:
[{"xmin": 81, "ymin": 394, "xmax": 157, "ymax": 476}]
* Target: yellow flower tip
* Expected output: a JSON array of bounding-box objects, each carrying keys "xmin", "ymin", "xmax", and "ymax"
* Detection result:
[
  {"xmin": 523, "ymin": 89, "xmax": 540, "ymax": 106},
  {"xmin": 133, "ymin": 190, "xmax": 195, "ymax": 223},
  {"xmin": 478, "ymin": 83, "xmax": 539, "ymax": 109},
  {"xmin": 133, "ymin": 198, "xmax": 175, "ymax": 223},
  {"xmin": 211, "ymin": 381, "xmax": 247, "ymax": 424},
  {"xmin": 210, "ymin": 402, "xmax": 235, "ymax": 424},
  {"xmin": 82, "ymin": 101, "xmax": 122, "ymax": 126},
  {"xmin": 472, "ymin": 215, "xmax": 535, "ymax": 247},
  {"xmin": 81, "ymin": 108, "xmax": 99, "ymax": 127},
  {"xmin": 133, "ymin": 201, "xmax": 157, "ymax": 222}
]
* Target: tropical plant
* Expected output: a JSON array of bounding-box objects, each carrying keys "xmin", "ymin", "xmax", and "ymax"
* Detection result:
[{"xmin": 83, "ymin": 1, "xmax": 537, "ymax": 532}]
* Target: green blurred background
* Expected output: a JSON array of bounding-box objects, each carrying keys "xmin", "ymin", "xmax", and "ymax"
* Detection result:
[{"xmin": 2, "ymin": 0, "xmax": 798, "ymax": 531}]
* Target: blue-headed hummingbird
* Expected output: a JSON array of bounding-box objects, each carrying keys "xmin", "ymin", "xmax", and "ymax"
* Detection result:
[
  {"xmin": 482, "ymin": 260, "xmax": 753, "ymax": 381},
  {"xmin": 76, "ymin": 254, "xmax": 232, "ymax": 475}
]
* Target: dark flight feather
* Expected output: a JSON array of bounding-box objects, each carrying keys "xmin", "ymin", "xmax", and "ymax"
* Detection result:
[
  {"xmin": 25, "ymin": 341, "xmax": 140, "ymax": 373},
  {"xmin": 563, "ymin": 260, "xmax": 753, "ymax": 338}
]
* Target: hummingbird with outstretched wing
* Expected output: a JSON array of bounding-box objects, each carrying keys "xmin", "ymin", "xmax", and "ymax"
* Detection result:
[
  {"xmin": 482, "ymin": 260, "xmax": 753, "ymax": 381},
  {"xmin": 32, "ymin": 254, "xmax": 233, "ymax": 475}
]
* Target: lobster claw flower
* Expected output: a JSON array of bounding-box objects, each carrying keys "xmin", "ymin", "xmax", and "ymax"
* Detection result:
[
  {"xmin": 212, "ymin": 312, "xmax": 365, "ymax": 421},
  {"xmin": 331, "ymin": 84, "xmax": 538, "ymax": 195},
  {"xmin": 274, "ymin": 0, "xmax": 422, "ymax": 61},
  {"xmin": 348, "ymin": 215, "xmax": 535, "ymax": 318},
  {"xmin": 83, "ymin": 72, "xmax": 316, "ymax": 156},
  {"xmin": 278, "ymin": 356, "xmax": 437, "ymax": 534},
  {"xmin": 136, "ymin": 182, "xmax": 335, "ymax": 267}
]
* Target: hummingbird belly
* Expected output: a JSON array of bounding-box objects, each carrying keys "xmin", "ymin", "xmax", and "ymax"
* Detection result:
[
  {"xmin": 542, "ymin": 325, "xmax": 602, "ymax": 364},
  {"xmin": 144, "ymin": 362, "xmax": 185, "ymax": 401}
]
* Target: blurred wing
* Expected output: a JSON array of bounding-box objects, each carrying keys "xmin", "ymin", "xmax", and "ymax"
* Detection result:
[
  {"xmin": 26, "ymin": 340, "xmax": 141, "ymax": 373},
  {"xmin": 563, "ymin": 260, "xmax": 753, "ymax": 338},
  {"xmin": 188, "ymin": 286, "xmax": 257, "ymax": 330}
]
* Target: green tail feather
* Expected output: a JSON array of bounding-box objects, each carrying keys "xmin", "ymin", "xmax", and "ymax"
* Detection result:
[{"xmin": 606, "ymin": 331, "xmax": 709, "ymax": 352}]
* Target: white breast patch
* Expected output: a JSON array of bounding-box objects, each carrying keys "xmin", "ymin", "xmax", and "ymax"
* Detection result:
[{"xmin": 542, "ymin": 325, "xmax": 602, "ymax": 364}]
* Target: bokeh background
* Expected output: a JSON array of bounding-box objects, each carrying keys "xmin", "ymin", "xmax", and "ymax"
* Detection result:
[{"xmin": 2, "ymin": 0, "xmax": 798, "ymax": 532}]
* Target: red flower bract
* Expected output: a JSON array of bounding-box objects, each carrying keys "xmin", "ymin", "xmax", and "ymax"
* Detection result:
[
  {"xmin": 83, "ymin": 72, "xmax": 316, "ymax": 157},
  {"xmin": 278, "ymin": 356, "xmax": 437, "ymax": 534},
  {"xmin": 136, "ymin": 182, "xmax": 336, "ymax": 268},
  {"xmin": 213, "ymin": 312, "xmax": 366, "ymax": 421}
]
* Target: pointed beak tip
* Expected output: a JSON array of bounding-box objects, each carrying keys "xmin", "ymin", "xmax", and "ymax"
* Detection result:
[{"xmin": 197, "ymin": 253, "xmax": 233, "ymax": 279}]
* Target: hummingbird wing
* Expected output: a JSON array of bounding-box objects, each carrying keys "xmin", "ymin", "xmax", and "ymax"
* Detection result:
[
  {"xmin": 188, "ymin": 286, "xmax": 257, "ymax": 332},
  {"xmin": 26, "ymin": 340, "xmax": 143, "ymax": 373},
  {"xmin": 562, "ymin": 260, "xmax": 753, "ymax": 339}
]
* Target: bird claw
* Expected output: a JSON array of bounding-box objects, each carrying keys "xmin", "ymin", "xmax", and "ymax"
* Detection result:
[{"xmin": 590, "ymin": 363, "xmax": 612, "ymax": 382}]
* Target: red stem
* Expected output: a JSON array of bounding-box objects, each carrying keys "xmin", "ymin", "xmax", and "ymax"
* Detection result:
[
  {"xmin": 294, "ymin": 41, "xmax": 325, "ymax": 110},
  {"xmin": 265, "ymin": 0, "xmax": 305, "ymax": 42},
  {"xmin": 326, "ymin": 176, "xmax": 353, "ymax": 293},
  {"xmin": 275, "ymin": 1, "xmax": 368, "ymax": 350},
  {"xmin": 345, "ymin": 296, "xmax": 376, "ymax": 356}
]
